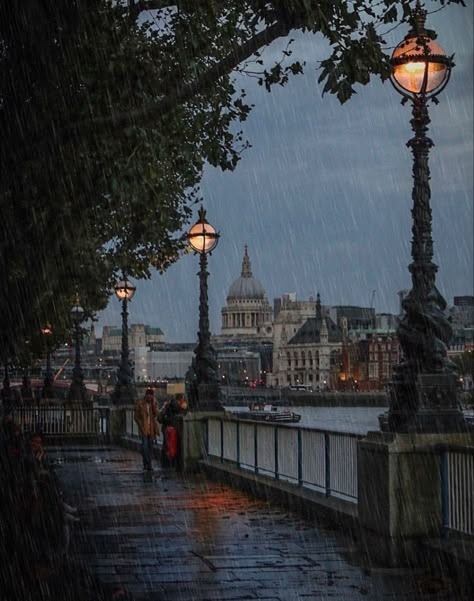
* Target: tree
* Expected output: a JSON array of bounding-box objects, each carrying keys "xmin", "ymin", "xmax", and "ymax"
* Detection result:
[{"xmin": 0, "ymin": 0, "xmax": 465, "ymax": 361}]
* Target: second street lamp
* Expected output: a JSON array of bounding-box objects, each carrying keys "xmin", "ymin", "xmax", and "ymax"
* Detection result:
[
  {"xmin": 67, "ymin": 295, "xmax": 88, "ymax": 403},
  {"xmin": 112, "ymin": 276, "xmax": 136, "ymax": 405},
  {"xmin": 384, "ymin": 2, "xmax": 466, "ymax": 433},
  {"xmin": 187, "ymin": 207, "xmax": 222, "ymax": 410},
  {"xmin": 41, "ymin": 324, "xmax": 54, "ymax": 400}
]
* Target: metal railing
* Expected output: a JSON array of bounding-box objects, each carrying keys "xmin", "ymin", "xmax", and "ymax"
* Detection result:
[
  {"xmin": 440, "ymin": 445, "xmax": 474, "ymax": 537},
  {"xmin": 12, "ymin": 406, "xmax": 110, "ymax": 438},
  {"xmin": 207, "ymin": 417, "xmax": 360, "ymax": 502}
]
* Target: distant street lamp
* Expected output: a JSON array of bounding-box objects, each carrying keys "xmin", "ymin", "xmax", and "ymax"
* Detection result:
[
  {"xmin": 187, "ymin": 207, "xmax": 222, "ymax": 410},
  {"xmin": 41, "ymin": 324, "xmax": 54, "ymax": 399},
  {"xmin": 384, "ymin": 2, "xmax": 465, "ymax": 432},
  {"xmin": 111, "ymin": 275, "xmax": 136, "ymax": 405},
  {"xmin": 67, "ymin": 295, "xmax": 88, "ymax": 403}
]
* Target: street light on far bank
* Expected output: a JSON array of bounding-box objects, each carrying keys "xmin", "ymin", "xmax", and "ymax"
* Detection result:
[
  {"xmin": 67, "ymin": 294, "xmax": 88, "ymax": 403},
  {"xmin": 186, "ymin": 207, "xmax": 222, "ymax": 411},
  {"xmin": 383, "ymin": 2, "xmax": 466, "ymax": 433},
  {"xmin": 111, "ymin": 275, "xmax": 136, "ymax": 405},
  {"xmin": 41, "ymin": 324, "xmax": 54, "ymax": 399}
]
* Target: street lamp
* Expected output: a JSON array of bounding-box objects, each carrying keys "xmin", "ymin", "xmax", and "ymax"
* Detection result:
[
  {"xmin": 67, "ymin": 295, "xmax": 88, "ymax": 403},
  {"xmin": 384, "ymin": 2, "xmax": 465, "ymax": 432},
  {"xmin": 187, "ymin": 206, "xmax": 222, "ymax": 410},
  {"xmin": 111, "ymin": 275, "xmax": 136, "ymax": 405},
  {"xmin": 41, "ymin": 324, "xmax": 54, "ymax": 399}
]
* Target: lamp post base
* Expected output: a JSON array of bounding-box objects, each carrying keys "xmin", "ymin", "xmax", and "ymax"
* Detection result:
[
  {"xmin": 382, "ymin": 372, "xmax": 468, "ymax": 433},
  {"xmin": 193, "ymin": 383, "xmax": 223, "ymax": 412},
  {"xmin": 67, "ymin": 381, "xmax": 89, "ymax": 404},
  {"xmin": 111, "ymin": 383, "xmax": 136, "ymax": 405}
]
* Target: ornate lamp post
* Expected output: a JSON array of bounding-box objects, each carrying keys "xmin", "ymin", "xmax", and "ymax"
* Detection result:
[
  {"xmin": 111, "ymin": 276, "xmax": 136, "ymax": 405},
  {"xmin": 67, "ymin": 295, "xmax": 88, "ymax": 403},
  {"xmin": 384, "ymin": 2, "xmax": 465, "ymax": 432},
  {"xmin": 1, "ymin": 362, "xmax": 12, "ymax": 412},
  {"xmin": 187, "ymin": 207, "xmax": 222, "ymax": 410},
  {"xmin": 41, "ymin": 324, "xmax": 54, "ymax": 399}
]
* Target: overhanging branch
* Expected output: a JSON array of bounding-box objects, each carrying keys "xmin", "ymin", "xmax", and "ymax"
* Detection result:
[{"xmin": 65, "ymin": 20, "xmax": 291, "ymax": 138}]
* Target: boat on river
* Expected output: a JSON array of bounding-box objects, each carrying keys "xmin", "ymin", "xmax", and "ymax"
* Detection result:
[{"xmin": 229, "ymin": 404, "xmax": 301, "ymax": 423}]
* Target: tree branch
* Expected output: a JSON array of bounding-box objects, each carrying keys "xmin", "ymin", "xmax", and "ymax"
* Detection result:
[{"xmin": 64, "ymin": 20, "xmax": 290, "ymax": 138}]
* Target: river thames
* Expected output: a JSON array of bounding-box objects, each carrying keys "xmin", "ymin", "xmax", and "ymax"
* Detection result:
[{"xmin": 225, "ymin": 405, "xmax": 387, "ymax": 435}]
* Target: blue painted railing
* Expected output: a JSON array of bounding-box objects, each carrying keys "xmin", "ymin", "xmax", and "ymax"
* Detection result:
[
  {"xmin": 206, "ymin": 416, "xmax": 361, "ymax": 502},
  {"xmin": 439, "ymin": 444, "xmax": 474, "ymax": 537}
]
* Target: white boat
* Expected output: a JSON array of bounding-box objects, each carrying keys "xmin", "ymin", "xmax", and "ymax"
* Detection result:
[{"xmin": 230, "ymin": 404, "xmax": 301, "ymax": 423}]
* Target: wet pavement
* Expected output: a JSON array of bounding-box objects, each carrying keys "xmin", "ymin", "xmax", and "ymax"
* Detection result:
[{"xmin": 50, "ymin": 445, "xmax": 465, "ymax": 601}]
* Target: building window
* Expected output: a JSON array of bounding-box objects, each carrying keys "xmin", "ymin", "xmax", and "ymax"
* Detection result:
[{"xmin": 369, "ymin": 363, "xmax": 378, "ymax": 379}]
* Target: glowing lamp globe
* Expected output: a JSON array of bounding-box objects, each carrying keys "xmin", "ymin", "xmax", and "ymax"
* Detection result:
[
  {"xmin": 390, "ymin": 5, "xmax": 452, "ymax": 99},
  {"xmin": 115, "ymin": 279, "xmax": 136, "ymax": 301},
  {"xmin": 188, "ymin": 207, "xmax": 219, "ymax": 254},
  {"xmin": 71, "ymin": 301, "xmax": 84, "ymax": 323}
]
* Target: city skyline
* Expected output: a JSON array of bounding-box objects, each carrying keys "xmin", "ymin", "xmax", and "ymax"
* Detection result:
[{"xmin": 96, "ymin": 3, "xmax": 473, "ymax": 342}]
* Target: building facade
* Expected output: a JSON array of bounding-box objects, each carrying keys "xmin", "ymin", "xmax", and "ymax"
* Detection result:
[
  {"xmin": 269, "ymin": 294, "xmax": 343, "ymax": 389},
  {"xmin": 134, "ymin": 347, "xmax": 193, "ymax": 382},
  {"xmin": 102, "ymin": 324, "xmax": 165, "ymax": 354}
]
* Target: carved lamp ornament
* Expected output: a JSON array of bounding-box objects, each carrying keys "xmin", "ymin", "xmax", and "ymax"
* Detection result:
[{"xmin": 390, "ymin": 2, "xmax": 453, "ymax": 102}]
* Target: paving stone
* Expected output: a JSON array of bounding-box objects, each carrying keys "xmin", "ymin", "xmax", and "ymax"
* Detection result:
[{"xmin": 48, "ymin": 446, "xmax": 467, "ymax": 601}]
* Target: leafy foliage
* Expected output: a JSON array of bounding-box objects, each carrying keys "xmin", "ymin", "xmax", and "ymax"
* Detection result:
[{"xmin": 0, "ymin": 0, "xmax": 465, "ymax": 361}]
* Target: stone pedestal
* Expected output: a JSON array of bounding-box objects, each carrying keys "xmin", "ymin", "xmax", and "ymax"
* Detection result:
[
  {"xmin": 181, "ymin": 410, "xmax": 224, "ymax": 472},
  {"xmin": 386, "ymin": 371, "xmax": 466, "ymax": 433},
  {"xmin": 358, "ymin": 431, "xmax": 473, "ymax": 536},
  {"xmin": 110, "ymin": 406, "xmax": 127, "ymax": 442}
]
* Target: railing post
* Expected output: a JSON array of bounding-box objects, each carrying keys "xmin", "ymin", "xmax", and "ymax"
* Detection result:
[
  {"xmin": 236, "ymin": 420, "xmax": 240, "ymax": 469},
  {"xmin": 325, "ymin": 432, "xmax": 330, "ymax": 497},
  {"xmin": 254, "ymin": 423, "xmax": 258, "ymax": 475},
  {"xmin": 274, "ymin": 426, "xmax": 279, "ymax": 480},
  {"xmin": 297, "ymin": 429, "xmax": 303, "ymax": 487},
  {"xmin": 440, "ymin": 447, "xmax": 449, "ymax": 538},
  {"xmin": 219, "ymin": 418, "xmax": 224, "ymax": 463}
]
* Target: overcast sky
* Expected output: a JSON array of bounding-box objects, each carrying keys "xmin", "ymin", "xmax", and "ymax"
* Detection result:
[{"xmin": 96, "ymin": 2, "xmax": 473, "ymax": 342}]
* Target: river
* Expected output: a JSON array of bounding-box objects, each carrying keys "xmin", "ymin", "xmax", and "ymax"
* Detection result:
[{"xmin": 225, "ymin": 405, "xmax": 387, "ymax": 435}]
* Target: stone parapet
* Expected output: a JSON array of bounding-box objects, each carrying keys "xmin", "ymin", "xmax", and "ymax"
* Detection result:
[{"xmin": 358, "ymin": 431, "xmax": 474, "ymax": 539}]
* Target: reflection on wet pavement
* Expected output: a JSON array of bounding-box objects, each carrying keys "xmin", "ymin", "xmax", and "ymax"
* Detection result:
[{"xmin": 52, "ymin": 446, "xmax": 464, "ymax": 601}]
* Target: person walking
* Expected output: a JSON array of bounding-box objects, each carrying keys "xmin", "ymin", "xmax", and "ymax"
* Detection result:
[
  {"xmin": 134, "ymin": 388, "xmax": 160, "ymax": 474},
  {"xmin": 159, "ymin": 394, "xmax": 187, "ymax": 468}
]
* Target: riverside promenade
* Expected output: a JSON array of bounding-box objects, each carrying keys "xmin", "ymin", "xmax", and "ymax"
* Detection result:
[{"xmin": 48, "ymin": 444, "xmax": 467, "ymax": 601}]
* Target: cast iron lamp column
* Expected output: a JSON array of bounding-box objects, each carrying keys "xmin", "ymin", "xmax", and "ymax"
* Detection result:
[
  {"xmin": 384, "ymin": 2, "xmax": 465, "ymax": 432},
  {"xmin": 187, "ymin": 207, "xmax": 222, "ymax": 410},
  {"xmin": 67, "ymin": 296, "xmax": 88, "ymax": 403},
  {"xmin": 2, "ymin": 362, "xmax": 12, "ymax": 412},
  {"xmin": 112, "ymin": 276, "xmax": 136, "ymax": 405},
  {"xmin": 41, "ymin": 325, "xmax": 54, "ymax": 399}
]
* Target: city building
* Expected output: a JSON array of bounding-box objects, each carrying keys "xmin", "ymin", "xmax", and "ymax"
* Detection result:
[
  {"xmin": 328, "ymin": 305, "xmax": 376, "ymax": 331},
  {"xmin": 134, "ymin": 347, "xmax": 193, "ymax": 382},
  {"xmin": 366, "ymin": 332, "xmax": 401, "ymax": 391},
  {"xmin": 376, "ymin": 313, "xmax": 399, "ymax": 331},
  {"xmin": 220, "ymin": 246, "xmax": 273, "ymax": 340},
  {"xmin": 216, "ymin": 348, "xmax": 262, "ymax": 387},
  {"xmin": 101, "ymin": 324, "xmax": 165, "ymax": 354},
  {"xmin": 269, "ymin": 294, "xmax": 343, "ymax": 389},
  {"xmin": 448, "ymin": 296, "xmax": 474, "ymax": 329}
]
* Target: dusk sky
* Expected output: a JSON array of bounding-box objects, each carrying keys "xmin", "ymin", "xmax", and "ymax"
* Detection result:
[{"xmin": 97, "ymin": 2, "xmax": 473, "ymax": 342}]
